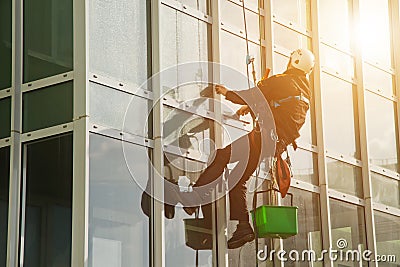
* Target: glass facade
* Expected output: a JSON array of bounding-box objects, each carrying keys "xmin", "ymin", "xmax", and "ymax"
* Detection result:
[{"xmin": 2, "ymin": 0, "xmax": 400, "ymax": 266}]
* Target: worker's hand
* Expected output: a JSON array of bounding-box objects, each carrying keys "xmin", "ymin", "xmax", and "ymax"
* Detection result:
[
  {"xmin": 215, "ymin": 84, "xmax": 228, "ymax": 96},
  {"xmin": 236, "ymin": 105, "xmax": 250, "ymax": 116}
]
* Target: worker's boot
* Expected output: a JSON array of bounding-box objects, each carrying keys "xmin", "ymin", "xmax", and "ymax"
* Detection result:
[{"xmin": 227, "ymin": 221, "xmax": 255, "ymax": 249}]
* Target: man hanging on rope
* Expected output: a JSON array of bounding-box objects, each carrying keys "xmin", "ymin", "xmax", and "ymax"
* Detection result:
[{"xmin": 187, "ymin": 49, "xmax": 315, "ymax": 249}]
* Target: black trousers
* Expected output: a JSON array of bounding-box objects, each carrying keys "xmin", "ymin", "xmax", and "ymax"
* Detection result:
[{"xmin": 195, "ymin": 130, "xmax": 262, "ymax": 221}]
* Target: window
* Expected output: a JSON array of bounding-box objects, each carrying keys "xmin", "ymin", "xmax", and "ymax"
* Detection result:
[
  {"xmin": 0, "ymin": 97, "xmax": 11, "ymax": 139},
  {"xmin": 89, "ymin": 82, "xmax": 151, "ymax": 138},
  {"xmin": 22, "ymin": 81, "xmax": 73, "ymax": 132},
  {"xmin": 288, "ymin": 146, "xmax": 318, "ymax": 185},
  {"xmin": 23, "ymin": 0, "xmax": 73, "ymax": 83},
  {"xmin": 330, "ymin": 199, "xmax": 367, "ymax": 267},
  {"xmin": 365, "ymin": 91, "xmax": 398, "ymax": 172},
  {"xmin": 321, "ymin": 73, "xmax": 359, "ymax": 158},
  {"xmin": 0, "ymin": 146, "xmax": 10, "ymax": 267},
  {"xmin": 21, "ymin": 134, "xmax": 72, "ymax": 266},
  {"xmin": 89, "ymin": 134, "xmax": 150, "ymax": 266},
  {"xmin": 272, "ymin": 0, "xmax": 311, "ymax": 30},
  {"xmin": 363, "ymin": 63, "xmax": 394, "ymax": 96},
  {"xmin": 89, "ymin": 0, "xmax": 149, "ymax": 87},
  {"xmin": 0, "ymin": 0, "xmax": 12, "ymax": 90},
  {"xmin": 371, "ymin": 172, "xmax": 400, "ymax": 209},
  {"xmin": 327, "ymin": 158, "xmax": 363, "ymax": 197},
  {"xmin": 319, "ymin": 0, "xmax": 352, "ymax": 50},
  {"xmin": 374, "ymin": 211, "xmax": 400, "ymax": 265}
]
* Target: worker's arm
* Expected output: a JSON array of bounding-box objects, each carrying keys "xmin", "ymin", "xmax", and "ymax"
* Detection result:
[
  {"xmin": 215, "ymin": 85, "xmax": 255, "ymax": 105},
  {"xmin": 236, "ymin": 105, "xmax": 250, "ymax": 116}
]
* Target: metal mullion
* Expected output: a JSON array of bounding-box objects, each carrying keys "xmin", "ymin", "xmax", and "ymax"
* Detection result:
[
  {"xmin": 150, "ymin": 0, "xmax": 165, "ymax": 266},
  {"xmin": 211, "ymin": 0, "xmax": 228, "ymax": 266},
  {"xmin": 17, "ymin": 145, "xmax": 27, "ymax": 267},
  {"xmin": 325, "ymin": 152, "xmax": 363, "ymax": 168},
  {"xmin": 88, "ymin": 74, "xmax": 154, "ymax": 101},
  {"xmin": 220, "ymin": 25, "xmax": 263, "ymax": 46},
  {"xmin": 20, "ymin": 122, "xmax": 74, "ymax": 143},
  {"xmin": 0, "ymin": 138, "xmax": 12, "ymax": 148},
  {"xmin": 363, "ymin": 60, "xmax": 395, "ymax": 75},
  {"xmin": 352, "ymin": 0, "xmax": 378, "ymax": 265},
  {"xmin": 226, "ymin": 0, "xmax": 260, "ymax": 16},
  {"xmin": 389, "ymin": 0, "xmax": 400, "ymax": 180},
  {"xmin": 0, "ymin": 88, "xmax": 12, "ymax": 99},
  {"xmin": 21, "ymin": 71, "xmax": 74, "ymax": 93},
  {"xmin": 7, "ymin": 0, "xmax": 23, "ymax": 264},
  {"xmin": 319, "ymin": 40, "xmax": 354, "ymax": 58},
  {"xmin": 370, "ymin": 166, "xmax": 400, "ymax": 181},
  {"xmin": 71, "ymin": 0, "xmax": 89, "ymax": 265},
  {"xmin": 373, "ymin": 202, "xmax": 400, "ymax": 217},
  {"xmin": 328, "ymin": 189, "xmax": 365, "ymax": 206},
  {"xmin": 320, "ymin": 68, "xmax": 356, "ymax": 85},
  {"xmin": 364, "ymin": 87, "xmax": 397, "ymax": 102},
  {"xmin": 310, "ymin": 1, "xmax": 333, "ymax": 266},
  {"xmin": 161, "ymin": 0, "xmax": 212, "ymax": 24},
  {"xmin": 272, "ymin": 17, "xmax": 312, "ymax": 38},
  {"xmin": 291, "ymin": 178, "xmax": 320, "ymax": 194}
]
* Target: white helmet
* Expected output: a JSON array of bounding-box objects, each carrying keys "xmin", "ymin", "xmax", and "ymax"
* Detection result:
[{"xmin": 289, "ymin": 49, "xmax": 315, "ymax": 74}]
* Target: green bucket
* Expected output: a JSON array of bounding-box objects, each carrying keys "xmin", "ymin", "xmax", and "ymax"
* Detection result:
[{"xmin": 251, "ymin": 189, "xmax": 298, "ymax": 239}]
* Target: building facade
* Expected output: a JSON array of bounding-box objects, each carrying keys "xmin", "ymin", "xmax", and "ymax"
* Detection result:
[{"xmin": 0, "ymin": 0, "xmax": 400, "ymax": 266}]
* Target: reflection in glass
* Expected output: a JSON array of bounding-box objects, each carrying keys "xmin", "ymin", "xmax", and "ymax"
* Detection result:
[
  {"xmin": 363, "ymin": 63, "xmax": 394, "ymax": 96},
  {"xmin": 22, "ymin": 134, "xmax": 72, "ymax": 266},
  {"xmin": 89, "ymin": 82, "xmax": 151, "ymax": 138},
  {"xmin": 24, "ymin": 0, "xmax": 73, "ymax": 83},
  {"xmin": 89, "ymin": 134, "xmax": 150, "ymax": 266},
  {"xmin": 273, "ymin": 23, "xmax": 311, "ymax": 52},
  {"xmin": 319, "ymin": 0, "xmax": 351, "ymax": 50},
  {"xmin": 283, "ymin": 188, "xmax": 322, "ymax": 266},
  {"xmin": 365, "ymin": 92, "xmax": 398, "ymax": 172},
  {"xmin": 22, "ymin": 81, "xmax": 73, "ymax": 132},
  {"xmin": 272, "ymin": 0, "xmax": 311, "ymax": 29},
  {"xmin": 288, "ymin": 147, "xmax": 318, "ymax": 185},
  {"xmin": 320, "ymin": 44, "xmax": 354, "ymax": 79},
  {"xmin": 374, "ymin": 211, "xmax": 400, "ymax": 266},
  {"xmin": 0, "ymin": 147, "xmax": 10, "ymax": 266},
  {"xmin": 0, "ymin": 0, "xmax": 12, "ymax": 89},
  {"xmin": 327, "ymin": 158, "xmax": 363, "ymax": 198},
  {"xmin": 0, "ymin": 97, "xmax": 11, "ymax": 139},
  {"xmin": 371, "ymin": 172, "xmax": 400, "ymax": 209},
  {"xmin": 321, "ymin": 73, "xmax": 358, "ymax": 158},
  {"xmin": 163, "ymin": 107, "xmax": 212, "ymax": 155},
  {"xmin": 163, "ymin": 154, "xmax": 213, "ymax": 267},
  {"xmin": 330, "ymin": 199, "xmax": 367, "ymax": 267},
  {"xmin": 160, "ymin": 5, "xmax": 210, "ymax": 102},
  {"xmin": 359, "ymin": 0, "xmax": 392, "ymax": 67},
  {"xmin": 89, "ymin": 0, "xmax": 149, "ymax": 87}
]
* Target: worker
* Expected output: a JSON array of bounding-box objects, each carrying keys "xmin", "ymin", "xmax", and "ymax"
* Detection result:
[{"xmin": 186, "ymin": 48, "xmax": 315, "ymax": 249}]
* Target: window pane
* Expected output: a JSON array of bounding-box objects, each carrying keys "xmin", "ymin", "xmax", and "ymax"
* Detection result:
[
  {"xmin": 272, "ymin": 0, "xmax": 311, "ymax": 29},
  {"xmin": 177, "ymin": 0, "xmax": 208, "ymax": 14},
  {"xmin": 89, "ymin": 0, "xmax": 148, "ymax": 87},
  {"xmin": 288, "ymin": 147, "xmax": 318, "ymax": 185},
  {"xmin": 220, "ymin": 31, "xmax": 261, "ymax": 82},
  {"xmin": 160, "ymin": 6, "xmax": 211, "ymax": 101},
  {"xmin": 0, "ymin": 97, "xmax": 11, "ymax": 139},
  {"xmin": 0, "ymin": 147, "xmax": 10, "ymax": 267},
  {"xmin": 163, "ymin": 107, "xmax": 212, "ymax": 156},
  {"xmin": 327, "ymin": 158, "xmax": 363, "ymax": 198},
  {"xmin": 283, "ymin": 188, "xmax": 322, "ymax": 266},
  {"xmin": 221, "ymin": 0, "xmax": 260, "ymax": 40},
  {"xmin": 23, "ymin": 81, "xmax": 73, "ymax": 132},
  {"xmin": 24, "ymin": 0, "xmax": 73, "ymax": 83},
  {"xmin": 330, "ymin": 199, "xmax": 367, "ymax": 266},
  {"xmin": 0, "ymin": 0, "xmax": 12, "ymax": 90},
  {"xmin": 319, "ymin": 0, "xmax": 351, "ymax": 50},
  {"xmin": 163, "ymin": 154, "xmax": 213, "ymax": 266},
  {"xmin": 374, "ymin": 211, "xmax": 400, "ymax": 266},
  {"xmin": 359, "ymin": 0, "xmax": 392, "ymax": 67},
  {"xmin": 365, "ymin": 92, "xmax": 398, "ymax": 172},
  {"xmin": 321, "ymin": 74, "xmax": 358, "ymax": 157},
  {"xmin": 371, "ymin": 172, "xmax": 400, "ymax": 209},
  {"xmin": 363, "ymin": 63, "xmax": 394, "ymax": 96},
  {"xmin": 273, "ymin": 23, "xmax": 311, "ymax": 52},
  {"xmin": 22, "ymin": 134, "xmax": 72, "ymax": 266},
  {"xmin": 89, "ymin": 134, "xmax": 149, "ymax": 267},
  {"xmin": 320, "ymin": 45, "xmax": 354, "ymax": 80},
  {"xmin": 89, "ymin": 82, "xmax": 151, "ymax": 138}
]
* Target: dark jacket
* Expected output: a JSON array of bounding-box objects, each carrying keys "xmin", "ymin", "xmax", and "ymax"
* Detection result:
[{"xmin": 225, "ymin": 68, "xmax": 311, "ymax": 148}]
